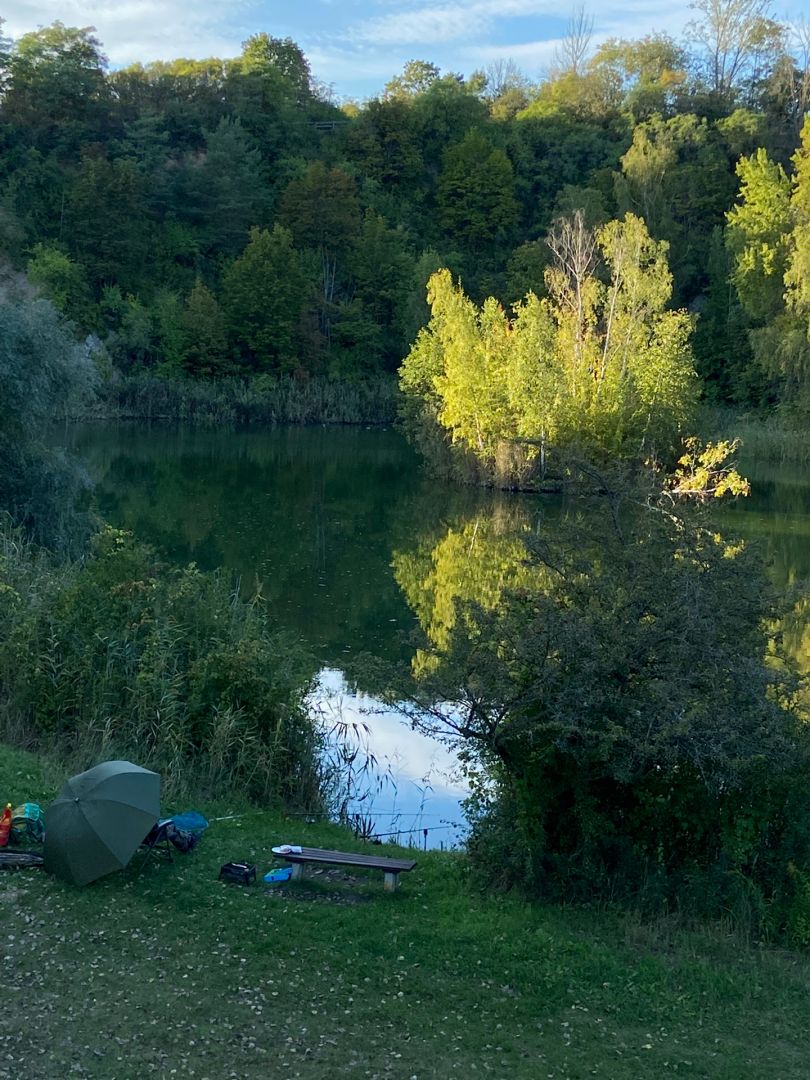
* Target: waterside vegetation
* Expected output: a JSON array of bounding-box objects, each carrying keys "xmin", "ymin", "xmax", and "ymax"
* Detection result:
[{"xmin": 0, "ymin": 521, "xmax": 323, "ymax": 808}]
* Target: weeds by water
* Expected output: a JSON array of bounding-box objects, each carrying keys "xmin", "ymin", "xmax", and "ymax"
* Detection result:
[
  {"xmin": 702, "ymin": 407, "xmax": 810, "ymax": 464},
  {"xmin": 0, "ymin": 520, "xmax": 323, "ymax": 808},
  {"xmin": 72, "ymin": 373, "xmax": 399, "ymax": 426}
]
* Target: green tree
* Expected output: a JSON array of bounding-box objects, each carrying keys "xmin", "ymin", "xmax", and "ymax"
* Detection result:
[
  {"xmin": 692, "ymin": 227, "xmax": 754, "ymax": 401},
  {"xmin": 507, "ymin": 114, "xmax": 626, "ymax": 241},
  {"xmin": 785, "ymin": 118, "xmax": 810, "ymax": 318},
  {"xmin": 239, "ymin": 33, "xmax": 312, "ymax": 102},
  {"xmin": 278, "ymin": 163, "xmax": 361, "ymax": 356},
  {"xmin": 725, "ymin": 147, "xmax": 791, "ymax": 322},
  {"xmin": 436, "ymin": 131, "xmax": 519, "ymax": 253},
  {"xmin": 1, "ymin": 148, "xmax": 69, "ymax": 250},
  {"xmin": 725, "ymin": 119, "xmax": 810, "ymax": 406},
  {"xmin": 278, "ymin": 162, "xmax": 360, "ymax": 255},
  {"xmin": 589, "ymin": 34, "xmax": 687, "ymax": 120},
  {"xmin": 383, "ymin": 60, "xmax": 440, "ymax": 100},
  {"xmin": 66, "ymin": 152, "xmax": 152, "ymax": 293},
  {"xmin": 178, "ymin": 280, "xmax": 230, "ymax": 378},
  {"xmin": 345, "ymin": 98, "xmax": 423, "ymax": 192},
  {"xmin": 347, "ymin": 211, "xmax": 412, "ymax": 368},
  {"xmin": 151, "ymin": 290, "xmax": 186, "ymax": 372},
  {"xmin": 222, "ymin": 226, "xmax": 306, "ymax": 372},
  {"xmin": 26, "ymin": 243, "xmax": 94, "ymax": 326},
  {"xmin": 4, "ymin": 22, "xmax": 108, "ymax": 153},
  {"xmin": 616, "ymin": 114, "xmax": 734, "ymax": 301},
  {"xmin": 410, "ymin": 76, "xmax": 490, "ymax": 174},
  {"xmin": 192, "ymin": 117, "xmax": 268, "ymax": 258},
  {"xmin": 400, "ymin": 213, "xmax": 697, "ymax": 482}
]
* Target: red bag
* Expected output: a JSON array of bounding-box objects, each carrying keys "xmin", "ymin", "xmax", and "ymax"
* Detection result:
[{"xmin": 0, "ymin": 805, "xmax": 12, "ymax": 848}]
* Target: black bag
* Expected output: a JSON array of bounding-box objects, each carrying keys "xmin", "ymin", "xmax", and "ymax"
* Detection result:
[
  {"xmin": 167, "ymin": 824, "xmax": 202, "ymax": 853},
  {"xmin": 218, "ymin": 861, "xmax": 256, "ymax": 885}
]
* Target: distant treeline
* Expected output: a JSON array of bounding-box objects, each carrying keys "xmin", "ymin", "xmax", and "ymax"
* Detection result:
[{"xmin": 0, "ymin": 6, "xmax": 808, "ymax": 410}]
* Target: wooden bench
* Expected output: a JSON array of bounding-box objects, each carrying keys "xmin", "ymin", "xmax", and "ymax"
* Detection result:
[{"xmin": 272, "ymin": 846, "xmax": 417, "ymax": 892}]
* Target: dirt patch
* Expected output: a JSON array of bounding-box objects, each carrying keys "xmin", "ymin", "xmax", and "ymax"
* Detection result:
[
  {"xmin": 262, "ymin": 886, "xmax": 372, "ymax": 905},
  {"xmin": 261, "ymin": 866, "xmax": 375, "ymax": 904}
]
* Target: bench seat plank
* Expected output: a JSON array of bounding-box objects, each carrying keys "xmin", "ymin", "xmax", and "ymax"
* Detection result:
[{"xmin": 278, "ymin": 846, "xmax": 416, "ymax": 873}]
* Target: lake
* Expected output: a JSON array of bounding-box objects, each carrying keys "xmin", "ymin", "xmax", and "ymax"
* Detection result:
[{"xmin": 57, "ymin": 423, "xmax": 810, "ymax": 846}]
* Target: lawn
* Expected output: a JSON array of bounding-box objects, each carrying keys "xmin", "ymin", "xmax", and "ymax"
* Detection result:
[{"xmin": 1, "ymin": 744, "xmax": 809, "ymax": 1080}]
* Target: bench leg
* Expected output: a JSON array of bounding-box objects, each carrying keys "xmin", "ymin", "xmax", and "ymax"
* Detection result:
[
  {"xmin": 291, "ymin": 863, "xmax": 304, "ymax": 882},
  {"xmin": 384, "ymin": 871, "xmax": 399, "ymax": 892}
]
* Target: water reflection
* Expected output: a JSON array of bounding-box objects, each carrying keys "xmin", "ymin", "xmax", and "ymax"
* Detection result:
[
  {"xmin": 61, "ymin": 423, "xmax": 503, "ymax": 665},
  {"xmin": 313, "ymin": 669, "xmax": 467, "ymax": 850},
  {"xmin": 718, "ymin": 454, "xmax": 810, "ymax": 677},
  {"xmin": 58, "ymin": 423, "xmax": 505, "ymax": 830},
  {"xmin": 720, "ymin": 456, "xmax": 810, "ymax": 585},
  {"xmin": 57, "ymin": 424, "xmax": 810, "ymax": 829}
]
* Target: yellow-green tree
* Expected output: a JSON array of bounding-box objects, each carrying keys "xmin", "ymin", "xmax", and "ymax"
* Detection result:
[
  {"xmin": 400, "ymin": 211, "xmax": 697, "ymax": 481},
  {"xmin": 726, "ymin": 147, "xmax": 791, "ymax": 322},
  {"xmin": 726, "ymin": 118, "xmax": 810, "ymax": 405}
]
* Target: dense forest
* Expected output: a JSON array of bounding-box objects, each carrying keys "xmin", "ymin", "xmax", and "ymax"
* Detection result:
[{"xmin": 0, "ymin": 3, "xmax": 808, "ymax": 410}]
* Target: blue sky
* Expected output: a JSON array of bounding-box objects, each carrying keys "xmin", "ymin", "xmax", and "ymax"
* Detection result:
[{"xmin": 4, "ymin": 1, "xmax": 808, "ymax": 100}]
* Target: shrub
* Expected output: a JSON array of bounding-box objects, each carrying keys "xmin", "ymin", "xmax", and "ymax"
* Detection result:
[
  {"xmin": 0, "ymin": 523, "xmax": 323, "ymax": 807},
  {"xmin": 392, "ymin": 486, "xmax": 810, "ymax": 937},
  {"xmin": 0, "ymin": 295, "xmax": 95, "ymax": 548}
]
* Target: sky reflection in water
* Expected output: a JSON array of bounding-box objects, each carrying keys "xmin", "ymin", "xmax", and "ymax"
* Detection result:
[{"xmin": 312, "ymin": 668, "xmax": 468, "ymax": 850}]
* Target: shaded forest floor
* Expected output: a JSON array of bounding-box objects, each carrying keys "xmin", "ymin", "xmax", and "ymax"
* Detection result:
[{"xmin": 2, "ymin": 744, "xmax": 810, "ymax": 1079}]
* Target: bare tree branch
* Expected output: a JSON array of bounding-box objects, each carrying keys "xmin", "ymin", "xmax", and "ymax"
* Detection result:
[{"xmin": 554, "ymin": 5, "xmax": 595, "ymax": 76}]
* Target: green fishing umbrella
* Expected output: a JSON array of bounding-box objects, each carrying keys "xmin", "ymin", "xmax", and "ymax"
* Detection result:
[{"xmin": 45, "ymin": 761, "xmax": 160, "ymax": 886}]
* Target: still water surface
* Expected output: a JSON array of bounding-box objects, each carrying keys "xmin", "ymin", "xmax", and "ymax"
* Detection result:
[
  {"xmin": 59, "ymin": 424, "xmax": 810, "ymax": 845},
  {"xmin": 61, "ymin": 424, "xmax": 500, "ymax": 845}
]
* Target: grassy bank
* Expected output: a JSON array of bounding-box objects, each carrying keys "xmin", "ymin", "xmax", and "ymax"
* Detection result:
[
  {"xmin": 2, "ymin": 744, "xmax": 810, "ymax": 1080},
  {"xmin": 71, "ymin": 373, "xmax": 399, "ymax": 426},
  {"xmin": 701, "ymin": 407, "xmax": 810, "ymax": 465}
]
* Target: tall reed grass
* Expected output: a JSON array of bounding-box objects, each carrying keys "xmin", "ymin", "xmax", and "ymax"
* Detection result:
[
  {"xmin": 700, "ymin": 407, "xmax": 810, "ymax": 465},
  {"xmin": 73, "ymin": 373, "xmax": 399, "ymax": 426},
  {"xmin": 0, "ymin": 520, "xmax": 325, "ymax": 808}
]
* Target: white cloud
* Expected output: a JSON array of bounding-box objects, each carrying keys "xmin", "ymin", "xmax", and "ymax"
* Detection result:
[
  {"xmin": 305, "ymin": 44, "xmax": 404, "ymax": 86},
  {"xmin": 343, "ymin": 0, "xmax": 697, "ymax": 62},
  {"xmin": 461, "ymin": 37, "xmax": 563, "ymax": 70},
  {"xmin": 347, "ymin": 5, "xmax": 483, "ymax": 47},
  {"xmin": 346, "ymin": 0, "xmax": 578, "ymax": 47},
  {"xmin": 3, "ymin": 0, "xmax": 259, "ymax": 66}
]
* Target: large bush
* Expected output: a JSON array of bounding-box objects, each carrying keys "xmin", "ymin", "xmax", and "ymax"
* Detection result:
[
  {"xmin": 0, "ymin": 524, "xmax": 322, "ymax": 806},
  {"xmin": 391, "ymin": 487, "xmax": 810, "ymax": 939},
  {"xmin": 0, "ymin": 293, "xmax": 95, "ymax": 548}
]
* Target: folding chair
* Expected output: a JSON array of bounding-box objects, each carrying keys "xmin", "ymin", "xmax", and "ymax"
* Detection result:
[{"xmin": 139, "ymin": 818, "xmax": 175, "ymax": 869}]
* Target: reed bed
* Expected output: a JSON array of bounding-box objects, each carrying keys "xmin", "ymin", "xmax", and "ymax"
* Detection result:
[
  {"xmin": 0, "ymin": 520, "xmax": 325, "ymax": 809},
  {"xmin": 73, "ymin": 373, "xmax": 400, "ymax": 427}
]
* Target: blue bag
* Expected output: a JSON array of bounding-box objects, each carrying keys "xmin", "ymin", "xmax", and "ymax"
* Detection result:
[{"xmin": 167, "ymin": 811, "xmax": 209, "ymax": 853}]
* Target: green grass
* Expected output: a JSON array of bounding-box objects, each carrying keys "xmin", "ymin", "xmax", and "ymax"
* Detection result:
[
  {"xmin": 700, "ymin": 407, "xmax": 810, "ymax": 465},
  {"xmin": 2, "ymin": 744, "xmax": 810, "ymax": 1079}
]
